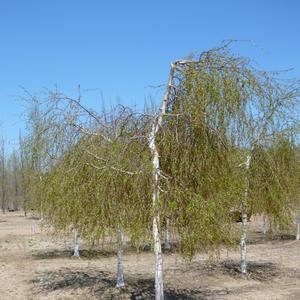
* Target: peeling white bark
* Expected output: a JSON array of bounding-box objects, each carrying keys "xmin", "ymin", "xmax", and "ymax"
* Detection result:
[
  {"xmin": 240, "ymin": 155, "xmax": 251, "ymax": 274},
  {"xmin": 148, "ymin": 63, "xmax": 175, "ymax": 300},
  {"xmin": 149, "ymin": 134, "xmax": 164, "ymax": 300},
  {"xmin": 73, "ymin": 229, "xmax": 80, "ymax": 257},
  {"xmin": 116, "ymin": 227, "xmax": 125, "ymax": 288}
]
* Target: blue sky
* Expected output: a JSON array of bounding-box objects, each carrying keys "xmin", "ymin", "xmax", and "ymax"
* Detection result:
[{"xmin": 0, "ymin": 0, "xmax": 299, "ymax": 152}]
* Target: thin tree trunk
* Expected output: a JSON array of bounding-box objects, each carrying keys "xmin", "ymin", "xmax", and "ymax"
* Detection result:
[
  {"xmin": 296, "ymin": 213, "xmax": 300, "ymax": 240},
  {"xmin": 148, "ymin": 62, "xmax": 175, "ymax": 300},
  {"xmin": 39, "ymin": 176, "xmax": 43, "ymax": 220},
  {"xmin": 240, "ymin": 206, "xmax": 247, "ymax": 274},
  {"xmin": 153, "ymin": 213, "xmax": 163, "ymax": 300},
  {"xmin": 31, "ymin": 223, "xmax": 37, "ymax": 235},
  {"xmin": 240, "ymin": 155, "xmax": 251, "ymax": 274},
  {"xmin": 268, "ymin": 219, "xmax": 275, "ymax": 239},
  {"xmin": 116, "ymin": 227, "xmax": 125, "ymax": 288},
  {"xmin": 262, "ymin": 214, "xmax": 267, "ymax": 236},
  {"xmin": 24, "ymin": 198, "xmax": 27, "ymax": 217},
  {"xmin": 164, "ymin": 218, "xmax": 171, "ymax": 250},
  {"xmin": 40, "ymin": 201, "xmax": 43, "ymax": 220},
  {"xmin": 13, "ymin": 154, "xmax": 19, "ymax": 211},
  {"xmin": 0, "ymin": 138, "xmax": 6, "ymax": 214},
  {"xmin": 1, "ymin": 187, "xmax": 6, "ymax": 214},
  {"xmin": 150, "ymin": 138, "xmax": 164, "ymax": 300},
  {"xmin": 73, "ymin": 229, "xmax": 80, "ymax": 257}
]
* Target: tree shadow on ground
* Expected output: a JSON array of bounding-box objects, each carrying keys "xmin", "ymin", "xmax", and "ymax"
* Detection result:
[
  {"xmin": 246, "ymin": 230, "xmax": 297, "ymax": 245},
  {"xmin": 194, "ymin": 260, "xmax": 280, "ymax": 282},
  {"xmin": 33, "ymin": 241, "xmax": 159, "ymax": 260},
  {"xmin": 33, "ymin": 269, "xmax": 232, "ymax": 299},
  {"xmin": 33, "ymin": 248, "xmax": 116, "ymax": 260},
  {"xmin": 189, "ymin": 260, "xmax": 283, "ymax": 282},
  {"xmin": 222, "ymin": 260, "xmax": 280, "ymax": 281},
  {"xmin": 26, "ymin": 215, "xmax": 41, "ymax": 220},
  {"xmin": 271, "ymin": 233, "xmax": 296, "ymax": 241},
  {"xmin": 32, "ymin": 240, "xmax": 191, "ymax": 261}
]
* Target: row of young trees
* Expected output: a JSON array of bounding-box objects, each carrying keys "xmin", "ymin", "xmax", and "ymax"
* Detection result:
[
  {"xmin": 4, "ymin": 46, "xmax": 300, "ymax": 300},
  {"xmin": 0, "ymin": 136, "xmax": 28, "ymax": 213}
]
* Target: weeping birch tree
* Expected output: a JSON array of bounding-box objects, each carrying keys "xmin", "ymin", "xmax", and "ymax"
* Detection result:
[
  {"xmin": 148, "ymin": 50, "xmax": 249, "ymax": 299},
  {"xmin": 154, "ymin": 44, "xmax": 300, "ymax": 285},
  {"xmin": 25, "ymin": 93, "xmax": 153, "ymax": 288}
]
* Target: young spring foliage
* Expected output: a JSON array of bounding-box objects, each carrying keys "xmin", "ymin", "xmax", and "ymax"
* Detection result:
[
  {"xmin": 157, "ymin": 46, "xmax": 299, "ymax": 258},
  {"xmin": 249, "ymin": 137, "xmax": 300, "ymax": 232},
  {"xmin": 37, "ymin": 104, "xmax": 153, "ymax": 247}
]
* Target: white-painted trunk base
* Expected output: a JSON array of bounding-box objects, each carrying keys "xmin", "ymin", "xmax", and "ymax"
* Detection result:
[
  {"xmin": 116, "ymin": 228, "xmax": 125, "ymax": 288},
  {"xmin": 73, "ymin": 230, "xmax": 80, "ymax": 257},
  {"xmin": 240, "ymin": 212, "xmax": 247, "ymax": 274},
  {"xmin": 240, "ymin": 155, "xmax": 251, "ymax": 275},
  {"xmin": 296, "ymin": 220, "xmax": 300, "ymax": 241},
  {"xmin": 154, "ymin": 216, "xmax": 164, "ymax": 300}
]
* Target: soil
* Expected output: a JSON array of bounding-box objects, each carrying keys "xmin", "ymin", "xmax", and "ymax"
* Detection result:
[{"xmin": 0, "ymin": 212, "xmax": 299, "ymax": 299}]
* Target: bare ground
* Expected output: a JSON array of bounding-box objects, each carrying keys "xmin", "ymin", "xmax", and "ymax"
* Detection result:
[{"xmin": 0, "ymin": 213, "xmax": 299, "ymax": 299}]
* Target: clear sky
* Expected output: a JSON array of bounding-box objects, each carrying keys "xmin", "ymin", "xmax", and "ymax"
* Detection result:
[{"xmin": 0, "ymin": 0, "xmax": 299, "ymax": 152}]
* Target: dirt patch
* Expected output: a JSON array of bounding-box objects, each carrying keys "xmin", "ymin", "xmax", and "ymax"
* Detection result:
[
  {"xmin": 0, "ymin": 212, "xmax": 299, "ymax": 299},
  {"xmin": 33, "ymin": 268, "xmax": 232, "ymax": 299},
  {"xmin": 33, "ymin": 249, "xmax": 117, "ymax": 260},
  {"xmin": 220, "ymin": 261, "xmax": 280, "ymax": 281}
]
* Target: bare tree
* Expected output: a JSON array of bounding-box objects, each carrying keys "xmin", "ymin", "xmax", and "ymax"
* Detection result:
[{"xmin": 0, "ymin": 137, "xmax": 7, "ymax": 213}]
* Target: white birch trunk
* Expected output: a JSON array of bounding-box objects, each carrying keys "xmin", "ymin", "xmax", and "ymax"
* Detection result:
[
  {"xmin": 116, "ymin": 227, "xmax": 125, "ymax": 288},
  {"xmin": 39, "ymin": 176, "xmax": 44, "ymax": 221},
  {"xmin": 150, "ymin": 135, "xmax": 164, "ymax": 300},
  {"xmin": 296, "ymin": 213, "xmax": 300, "ymax": 240},
  {"xmin": 262, "ymin": 214, "xmax": 267, "ymax": 236},
  {"xmin": 73, "ymin": 229, "xmax": 80, "ymax": 257},
  {"xmin": 164, "ymin": 218, "xmax": 171, "ymax": 250},
  {"xmin": 240, "ymin": 209, "xmax": 247, "ymax": 274},
  {"xmin": 31, "ymin": 223, "xmax": 37, "ymax": 235},
  {"xmin": 240, "ymin": 155, "xmax": 251, "ymax": 274},
  {"xmin": 148, "ymin": 63, "xmax": 175, "ymax": 300}
]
